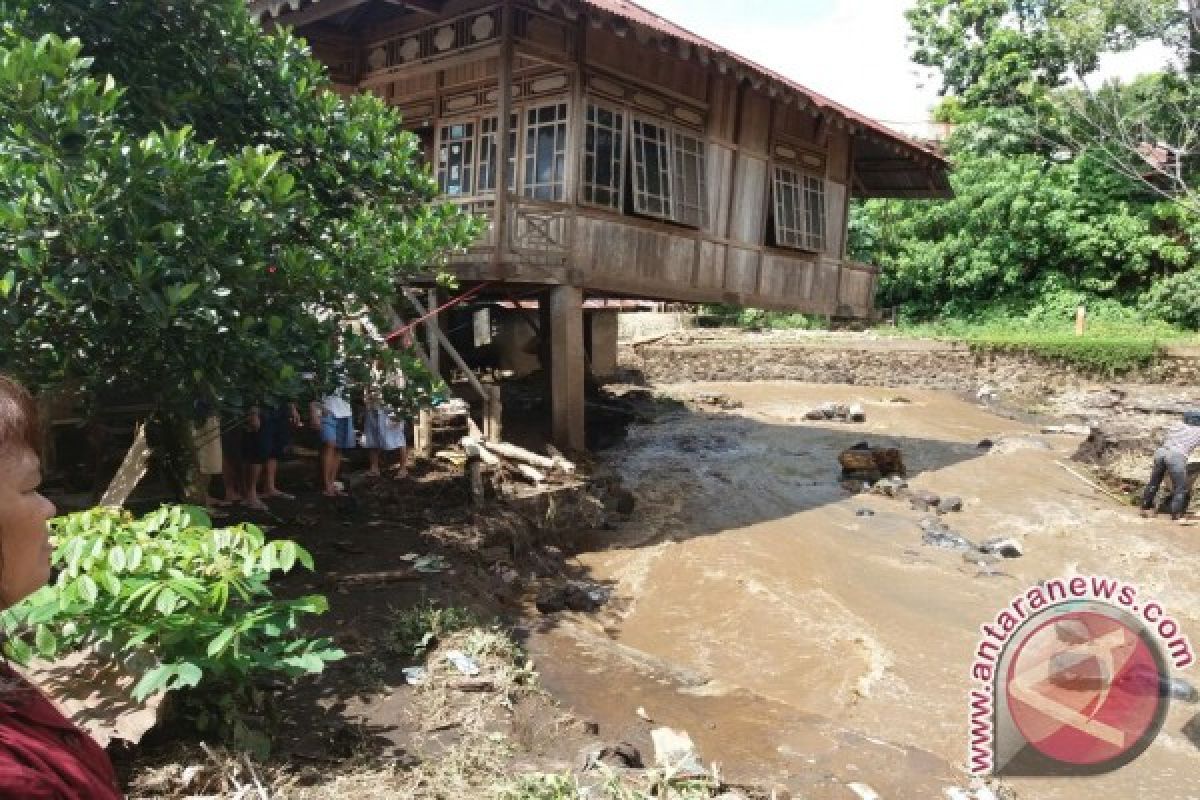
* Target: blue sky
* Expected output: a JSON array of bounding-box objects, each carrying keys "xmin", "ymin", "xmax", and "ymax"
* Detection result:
[{"xmin": 638, "ymin": 0, "xmax": 1172, "ymax": 136}]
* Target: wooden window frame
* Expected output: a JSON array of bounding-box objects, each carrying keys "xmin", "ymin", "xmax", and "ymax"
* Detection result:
[
  {"xmin": 629, "ymin": 115, "xmax": 674, "ymax": 220},
  {"xmin": 580, "ymin": 101, "xmax": 626, "ymax": 211},
  {"xmin": 771, "ymin": 164, "xmax": 826, "ymax": 253},
  {"xmin": 671, "ymin": 128, "xmax": 707, "ymax": 229},
  {"xmin": 479, "ymin": 113, "xmax": 518, "ymax": 195},
  {"xmin": 522, "ymin": 101, "xmax": 570, "ymax": 202},
  {"xmin": 436, "ymin": 119, "xmax": 477, "ymax": 198}
]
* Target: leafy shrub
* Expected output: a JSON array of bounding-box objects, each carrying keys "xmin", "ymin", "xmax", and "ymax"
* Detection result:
[
  {"xmin": 0, "ymin": 505, "xmax": 343, "ymax": 751},
  {"xmin": 967, "ymin": 333, "xmax": 1162, "ymax": 375}
]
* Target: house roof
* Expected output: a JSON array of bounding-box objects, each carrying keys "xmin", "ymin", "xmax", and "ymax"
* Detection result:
[
  {"xmin": 249, "ymin": 0, "xmax": 951, "ymax": 196},
  {"xmin": 582, "ymin": 0, "xmax": 945, "ymax": 163}
]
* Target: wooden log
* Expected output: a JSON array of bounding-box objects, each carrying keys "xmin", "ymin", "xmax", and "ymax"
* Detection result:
[
  {"xmin": 488, "ymin": 441, "xmax": 576, "ymax": 473},
  {"xmin": 468, "ymin": 461, "xmax": 486, "ymax": 504},
  {"xmin": 329, "ymin": 568, "xmax": 418, "ymax": 587},
  {"xmin": 460, "ymin": 437, "xmax": 502, "ymax": 466},
  {"xmin": 517, "ymin": 464, "xmax": 546, "ymax": 484}
]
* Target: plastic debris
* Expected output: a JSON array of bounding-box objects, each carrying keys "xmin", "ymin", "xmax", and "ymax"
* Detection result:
[
  {"xmin": 848, "ymin": 783, "xmax": 882, "ymax": 800},
  {"xmin": 401, "ymin": 666, "xmax": 428, "ymax": 686},
  {"xmin": 445, "ymin": 650, "xmax": 480, "ymax": 677}
]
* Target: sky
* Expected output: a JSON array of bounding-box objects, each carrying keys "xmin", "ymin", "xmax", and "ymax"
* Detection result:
[{"xmin": 638, "ymin": 0, "xmax": 1175, "ymax": 136}]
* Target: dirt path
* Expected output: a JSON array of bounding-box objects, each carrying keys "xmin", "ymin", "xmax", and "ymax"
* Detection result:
[{"xmin": 528, "ymin": 382, "xmax": 1200, "ymax": 799}]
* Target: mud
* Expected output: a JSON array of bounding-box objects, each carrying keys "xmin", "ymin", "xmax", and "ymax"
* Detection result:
[{"xmin": 526, "ymin": 382, "xmax": 1200, "ymax": 799}]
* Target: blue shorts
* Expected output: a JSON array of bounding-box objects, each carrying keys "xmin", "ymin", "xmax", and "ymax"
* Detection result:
[{"xmin": 320, "ymin": 414, "xmax": 355, "ymax": 449}]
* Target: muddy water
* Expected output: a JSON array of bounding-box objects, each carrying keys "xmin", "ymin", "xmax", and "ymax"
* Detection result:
[{"xmin": 527, "ymin": 383, "xmax": 1200, "ymax": 799}]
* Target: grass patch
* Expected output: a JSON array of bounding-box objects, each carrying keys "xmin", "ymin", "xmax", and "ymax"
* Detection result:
[
  {"xmin": 391, "ymin": 602, "xmax": 481, "ymax": 659},
  {"xmin": 497, "ymin": 768, "xmax": 740, "ymax": 800},
  {"xmin": 881, "ymin": 317, "xmax": 1200, "ymax": 375}
]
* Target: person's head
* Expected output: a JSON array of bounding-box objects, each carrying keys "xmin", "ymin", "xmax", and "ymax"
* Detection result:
[
  {"xmin": 0, "ymin": 375, "xmax": 55, "ymax": 609},
  {"xmin": 1185, "ymin": 411, "xmax": 1200, "ymax": 427}
]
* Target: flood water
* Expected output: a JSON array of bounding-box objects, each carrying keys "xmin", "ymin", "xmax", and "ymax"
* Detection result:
[{"xmin": 527, "ymin": 382, "xmax": 1200, "ymax": 799}]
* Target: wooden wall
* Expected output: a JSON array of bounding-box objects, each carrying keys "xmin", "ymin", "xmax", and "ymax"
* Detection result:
[{"xmin": 314, "ymin": 0, "xmax": 874, "ymax": 317}]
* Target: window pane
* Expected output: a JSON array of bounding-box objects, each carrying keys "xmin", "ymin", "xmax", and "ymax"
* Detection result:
[
  {"xmin": 438, "ymin": 122, "xmax": 475, "ymax": 197},
  {"xmin": 582, "ymin": 102, "xmax": 624, "ymax": 210},
  {"xmin": 523, "ymin": 102, "xmax": 569, "ymax": 201}
]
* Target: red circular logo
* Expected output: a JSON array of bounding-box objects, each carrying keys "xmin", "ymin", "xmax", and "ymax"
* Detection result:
[{"xmin": 1005, "ymin": 609, "xmax": 1166, "ymax": 767}]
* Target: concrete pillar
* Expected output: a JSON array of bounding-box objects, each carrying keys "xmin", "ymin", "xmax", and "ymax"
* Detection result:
[
  {"xmin": 549, "ymin": 286, "xmax": 585, "ymax": 452},
  {"xmin": 588, "ymin": 310, "xmax": 619, "ymax": 380}
]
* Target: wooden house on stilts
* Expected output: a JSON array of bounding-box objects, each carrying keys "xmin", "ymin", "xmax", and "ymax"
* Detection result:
[{"xmin": 249, "ymin": 0, "xmax": 952, "ymax": 450}]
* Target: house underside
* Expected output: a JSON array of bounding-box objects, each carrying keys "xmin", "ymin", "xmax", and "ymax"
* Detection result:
[{"xmin": 250, "ymin": 0, "xmax": 952, "ymax": 449}]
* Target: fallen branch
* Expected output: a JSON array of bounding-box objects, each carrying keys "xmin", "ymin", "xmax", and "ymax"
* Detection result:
[
  {"xmin": 517, "ymin": 464, "xmax": 546, "ymax": 484},
  {"xmin": 460, "ymin": 437, "xmax": 501, "ymax": 466},
  {"xmin": 1054, "ymin": 461, "xmax": 1127, "ymax": 505}
]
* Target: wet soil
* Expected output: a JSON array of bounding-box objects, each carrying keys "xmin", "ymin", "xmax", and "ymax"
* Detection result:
[{"xmin": 524, "ymin": 382, "xmax": 1200, "ymax": 799}]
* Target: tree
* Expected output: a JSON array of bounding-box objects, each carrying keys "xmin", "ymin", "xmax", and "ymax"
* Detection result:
[{"xmin": 0, "ymin": 2, "xmax": 479, "ymax": 485}]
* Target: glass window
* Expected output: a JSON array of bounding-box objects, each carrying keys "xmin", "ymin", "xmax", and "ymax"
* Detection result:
[
  {"xmin": 772, "ymin": 165, "xmax": 826, "ymax": 252},
  {"xmin": 479, "ymin": 114, "xmax": 518, "ymax": 193},
  {"xmin": 582, "ymin": 103, "xmax": 625, "ymax": 210},
  {"xmin": 522, "ymin": 102, "xmax": 568, "ymax": 201},
  {"xmin": 672, "ymin": 129, "xmax": 707, "ymax": 229},
  {"xmin": 437, "ymin": 122, "xmax": 475, "ymax": 197},
  {"xmin": 630, "ymin": 116, "xmax": 672, "ymax": 219}
]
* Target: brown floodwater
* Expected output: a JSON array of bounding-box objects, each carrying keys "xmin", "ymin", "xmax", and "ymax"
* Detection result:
[{"xmin": 527, "ymin": 382, "xmax": 1200, "ymax": 799}]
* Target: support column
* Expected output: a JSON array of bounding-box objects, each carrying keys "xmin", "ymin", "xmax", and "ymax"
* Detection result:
[{"xmin": 549, "ymin": 286, "xmax": 585, "ymax": 452}]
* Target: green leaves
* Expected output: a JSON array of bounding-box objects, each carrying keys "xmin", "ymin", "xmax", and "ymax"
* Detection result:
[{"xmin": 0, "ymin": 505, "xmax": 341, "ymax": 749}]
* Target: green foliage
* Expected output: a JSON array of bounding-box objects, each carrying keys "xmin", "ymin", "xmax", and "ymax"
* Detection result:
[
  {"xmin": 853, "ymin": 107, "xmax": 1200, "ymax": 323},
  {"xmin": 967, "ymin": 333, "xmax": 1162, "ymax": 375},
  {"xmin": 0, "ymin": 505, "xmax": 343, "ymax": 753},
  {"xmin": 391, "ymin": 602, "xmax": 480, "ymax": 660},
  {"xmin": 699, "ymin": 305, "xmax": 825, "ymax": 330},
  {"xmin": 906, "ymin": 0, "xmax": 1183, "ymax": 108},
  {"xmin": 0, "ymin": 3, "xmax": 479, "ymax": 432}
]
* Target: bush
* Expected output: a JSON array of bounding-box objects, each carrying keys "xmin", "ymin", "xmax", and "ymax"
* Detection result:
[{"xmin": 0, "ymin": 505, "xmax": 343, "ymax": 753}]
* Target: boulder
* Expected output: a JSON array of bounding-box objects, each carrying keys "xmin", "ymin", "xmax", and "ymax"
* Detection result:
[
  {"xmin": 537, "ymin": 581, "xmax": 610, "ymax": 614},
  {"xmin": 980, "ymin": 537, "xmax": 1024, "ymax": 558},
  {"xmin": 938, "ymin": 495, "xmax": 964, "ymax": 514}
]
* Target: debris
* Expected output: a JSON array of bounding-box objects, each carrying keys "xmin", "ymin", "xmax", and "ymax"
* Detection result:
[
  {"xmin": 922, "ymin": 522, "xmax": 976, "ymax": 552},
  {"xmin": 1054, "ymin": 460, "xmax": 1127, "ymax": 504},
  {"xmin": 1042, "ymin": 424, "xmax": 1092, "ymax": 436},
  {"xmin": 909, "ymin": 489, "xmax": 941, "ymax": 512},
  {"xmin": 848, "ymin": 783, "xmax": 883, "ymax": 800},
  {"xmin": 980, "ymin": 537, "xmax": 1024, "ymax": 559},
  {"xmin": 401, "ymin": 666, "xmax": 428, "ymax": 686},
  {"xmin": 889, "ymin": 396, "xmax": 913, "ymax": 404},
  {"xmin": 977, "ymin": 385, "xmax": 997, "ymax": 403},
  {"xmin": 635, "ymin": 706, "xmax": 653, "ymax": 723},
  {"xmin": 839, "ymin": 446, "xmax": 906, "ymax": 481},
  {"xmin": 536, "ymin": 581, "xmax": 610, "ymax": 614},
  {"xmin": 436, "ymin": 450, "xmax": 467, "ymax": 468},
  {"xmin": 938, "ymin": 495, "xmax": 964, "ymax": 514},
  {"xmin": 328, "ymin": 568, "xmax": 419, "ymax": 588},
  {"xmin": 583, "ymin": 742, "xmax": 644, "ymax": 771},
  {"xmin": 695, "ymin": 392, "xmax": 743, "ymax": 410},
  {"xmin": 856, "ymin": 508, "xmax": 876, "ymax": 517},
  {"xmin": 445, "ymin": 650, "xmax": 480, "ymax": 677},
  {"xmin": 976, "ymin": 439, "xmax": 994, "ymax": 450},
  {"xmin": 870, "ymin": 475, "xmax": 908, "ymax": 497},
  {"xmin": 413, "ymin": 555, "xmax": 450, "ymax": 573},
  {"xmin": 806, "ymin": 401, "xmax": 863, "ymax": 422},
  {"xmin": 517, "ymin": 464, "xmax": 546, "ymax": 484},
  {"xmin": 848, "ymin": 403, "xmax": 866, "ymax": 422},
  {"xmin": 488, "ymin": 440, "xmax": 576, "ymax": 474},
  {"xmin": 651, "ymin": 727, "xmax": 705, "ymax": 775},
  {"xmin": 459, "ymin": 437, "xmax": 501, "ymax": 466}
]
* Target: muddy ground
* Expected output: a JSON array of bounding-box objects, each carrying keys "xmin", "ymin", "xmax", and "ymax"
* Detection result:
[{"xmin": 43, "ymin": 339, "xmax": 1200, "ymax": 799}]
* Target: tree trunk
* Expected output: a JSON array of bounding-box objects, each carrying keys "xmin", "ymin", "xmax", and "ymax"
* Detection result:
[{"xmin": 1190, "ymin": 0, "xmax": 1200, "ymax": 76}]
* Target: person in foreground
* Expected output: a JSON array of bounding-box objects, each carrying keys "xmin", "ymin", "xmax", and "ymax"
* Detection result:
[
  {"xmin": 0, "ymin": 374, "xmax": 122, "ymax": 798},
  {"xmin": 1141, "ymin": 410, "xmax": 1200, "ymax": 523}
]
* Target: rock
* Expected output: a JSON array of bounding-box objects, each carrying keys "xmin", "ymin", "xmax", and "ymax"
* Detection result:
[
  {"xmin": 840, "ymin": 480, "xmax": 866, "ymax": 494},
  {"xmin": 922, "ymin": 527, "xmax": 975, "ymax": 551},
  {"xmin": 536, "ymin": 581, "xmax": 610, "ymax": 614},
  {"xmin": 612, "ymin": 488, "xmax": 637, "ymax": 515},
  {"xmin": 848, "ymin": 403, "xmax": 866, "ymax": 422},
  {"xmin": 870, "ymin": 475, "xmax": 909, "ymax": 497},
  {"xmin": 583, "ymin": 721, "xmax": 600, "ymax": 735},
  {"xmin": 980, "ymin": 537, "xmax": 1024, "ymax": 558},
  {"xmin": 583, "ymin": 742, "xmax": 644, "ymax": 770},
  {"xmin": 856, "ymin": 508, "xmax": 876, "ymax": 517},
  {"xmin": 839, "ymin": 446, "xmax": 906, "ymax": 480},
  {"xmin": 938, "ymin": 495, "xmax": 964, "ymax": 513},
  {"xmin": 832, "ymin": 403, "xmax": 851, "ymax": 419},
  {"xmin": 977, "ymin": 439, "xmax": 994, "ymax": 450},
  {"xmin": 804, "ymin": 409, "xmax": 827, "ymax": 420}
]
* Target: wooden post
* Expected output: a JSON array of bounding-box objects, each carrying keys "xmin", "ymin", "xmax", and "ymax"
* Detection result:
[
  {"xmin": 493, "ymin": 0, "xmax": 513, "ymax": 269},
  {"xmin": 417, "ymin": 408, "xmax": 434, "ymax": 458},
  {"xmin": 485, "ymin": 384, "xmax": 503, "ymax": 443},
  {"xmin": 549, "ymin": 285, "xmax": 585, "ymax": 452},
  {"xmin": 427, "ymin": 288, "xmax": 441, "ymax": 378},
  {"xmin": 1075, "ymin": 305, "xmax": 1087, "ymax": 337}
]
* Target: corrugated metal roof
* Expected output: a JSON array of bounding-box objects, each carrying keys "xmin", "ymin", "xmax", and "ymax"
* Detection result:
[{"xmin": 577, "ymin": 0, "xmax": 945, "ymax": 165}]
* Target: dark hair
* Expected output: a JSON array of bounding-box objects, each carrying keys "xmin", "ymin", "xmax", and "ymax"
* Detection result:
[{"xmin": 0, "ymin": 374, "xmax": 40, "ymax": 460}]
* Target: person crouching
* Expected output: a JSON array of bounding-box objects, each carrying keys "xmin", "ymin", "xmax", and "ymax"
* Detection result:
[{"xmin": 1141, "ymin": 410, "xmax": 1200, "ymax": 523}]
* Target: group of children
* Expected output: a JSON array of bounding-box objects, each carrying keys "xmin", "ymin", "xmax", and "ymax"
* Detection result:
[{"xmin": 192, "ymin": 387, "xmax": 410, "ymax": 512}]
